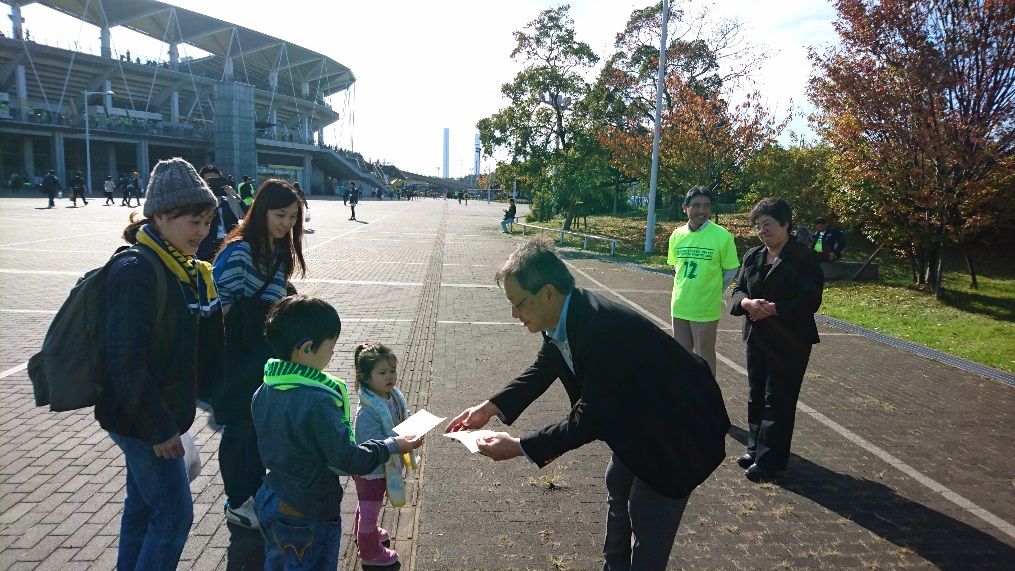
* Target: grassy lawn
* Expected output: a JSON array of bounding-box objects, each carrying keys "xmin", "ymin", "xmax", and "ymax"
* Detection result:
[{"xmin": 512, "ymin": 210, "xmax": 1015, "ymax": 374}]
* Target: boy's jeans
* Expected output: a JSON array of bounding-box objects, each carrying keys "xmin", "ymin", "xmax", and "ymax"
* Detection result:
[
  {"xmin": 109, "ymin": 432, "xmax": 193, "ymax": 571},
  {"xmin": 254, "ymin": 484, "xmax": 341, "ymax": 570}
]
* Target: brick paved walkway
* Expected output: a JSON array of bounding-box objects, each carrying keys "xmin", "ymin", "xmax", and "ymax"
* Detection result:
[{"xmin": 1, "ymin": 193, "xmax": 1013, "ymax": 570}]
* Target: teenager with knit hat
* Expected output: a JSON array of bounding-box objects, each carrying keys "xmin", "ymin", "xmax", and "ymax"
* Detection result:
[{"xmin": 96, "ymin": 157, "xmax": 220, "ymax": 571}]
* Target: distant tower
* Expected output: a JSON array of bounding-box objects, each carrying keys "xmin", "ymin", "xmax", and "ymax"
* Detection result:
[
  {"xmin": 474, "ymin": 134, "xmax": 481, "ymax": 177},
  {"xmin": 443, "ymin": 128, "xmax": 450, "ymax": 178}
]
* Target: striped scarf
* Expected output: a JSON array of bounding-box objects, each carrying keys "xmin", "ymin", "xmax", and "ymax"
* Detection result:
[
  {"xmin": 135, "ymin": 225, "xmax": 220, "ymax": 316},
  {"xmin": 263, "ymin": 359, "xmax": 354, "ymax": 443}
]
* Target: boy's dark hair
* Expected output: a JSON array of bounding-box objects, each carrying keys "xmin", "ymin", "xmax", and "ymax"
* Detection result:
[
  {"xmin": 264, "ymin": 295, "xmax": 342, "ymax": 360},
  {"xmin": 683, "ymin": 186, "xmax": 713, "ymax": 206},
  {"xmin": 813, "ymin": 216, "xmax": 828, "ymax": 225},
  {"xmin": 353, "ymin": 342, "xmax": 397, "ymax": 392}
]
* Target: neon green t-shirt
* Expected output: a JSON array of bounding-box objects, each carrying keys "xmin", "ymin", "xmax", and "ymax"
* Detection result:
[{"xmin": 667, "ymin": 221, "xmax": 740, "ymax": 322}]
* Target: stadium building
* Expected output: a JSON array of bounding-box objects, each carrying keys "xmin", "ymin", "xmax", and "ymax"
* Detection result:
[{"xmin": 0, "ymin": 0, "xmax": 388, "ymax": 193}]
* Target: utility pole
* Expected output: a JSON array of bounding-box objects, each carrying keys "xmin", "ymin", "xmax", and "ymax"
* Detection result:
[{"xmin": 645, "ymin": 0, "xmax": 669, "ymax": 253}]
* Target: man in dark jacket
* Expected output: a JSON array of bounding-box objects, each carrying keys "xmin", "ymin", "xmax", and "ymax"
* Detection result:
[
  {"xmin": 196, "ymin": 165, "xmax": 244, "ymax": 261},
  {"xmin": 447, "ymin": 237, "xmax": 730, "ymax": 571},
  {"xmin": 811, "ymin": 216, "xmax": 846, "ymax": 262},
  {"xmin": 68, "ymin": 171, "xmax": 88, "ymax": 206},
  {"xmin": 42, "ymin": 170, "xmax": 61, "ymax": 208}
]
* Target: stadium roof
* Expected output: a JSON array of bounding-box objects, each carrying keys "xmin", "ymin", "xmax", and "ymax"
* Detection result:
[{"xmin": 6, "ymin": 0, "xmax": 355, "ymax": 95}]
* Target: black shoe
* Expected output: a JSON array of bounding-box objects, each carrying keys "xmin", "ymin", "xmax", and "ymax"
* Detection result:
[
  {"xmin": 737, "ymin": 454, "xmax": 755, "ymax": 469},
  {"xmin": 745, "ymin": 464, "xmax": 785, "ymax": 483}
]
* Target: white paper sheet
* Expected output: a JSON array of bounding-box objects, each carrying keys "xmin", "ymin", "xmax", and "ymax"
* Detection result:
[
  {"xmin": 443, "ymin": 430, "xmax": 501, "ymax": 453},
  {"xmin": 392, "ymin": 409, "xmax": 446, "ymax": 437}
]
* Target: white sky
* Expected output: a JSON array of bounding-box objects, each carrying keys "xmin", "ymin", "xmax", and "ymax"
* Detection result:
[{"xmin": 13, "ymin": 0, "xmax": 839, "ymax": 177}]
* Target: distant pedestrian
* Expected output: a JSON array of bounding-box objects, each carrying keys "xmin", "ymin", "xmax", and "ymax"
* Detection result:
[
  {"xmin": 811, "ymin": 217, "xmax": 846, "ymax": 262},
  {"xmin": 9, "ymin": 172, "xmax": 20, "ymax": 193},
  {"xmin": 118, "ymin": 174, "xmax": 130, "ymax": 206},
  {"xmin": 348, "ymin": 182, "xmax": 359, "ymax": 221},
  {"xmin": 68, "ymin": 171, "xmax": 88, "ymax": 206},
  {"xmin": 104, "ymin": 175, "xmax": 116, "ymax": 205},
  {"xmin": 42, "ymin": 170, "xmax": 61, "ymax": 208},
  {"xmin": 500, "ymin": 199, "xmax": 516, "ymax": 233}
]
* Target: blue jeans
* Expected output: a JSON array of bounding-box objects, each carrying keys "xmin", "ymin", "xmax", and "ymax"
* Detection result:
[
  {"xmin": 501, "ymin": 218, "xmax": 512, "ymax": 233},
  {"xmin": 602, "ymin": 454, "xmax": 690, "ymax": 571},
  {"xmin": 109, "ymin": 432, "xmax": 193, "ymax": 571},
  {"xmin": 255, "ymin": 484, "xmax": 341, "ymax": 570}
]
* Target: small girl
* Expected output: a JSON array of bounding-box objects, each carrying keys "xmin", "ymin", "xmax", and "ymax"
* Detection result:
[{"xmin": 352, "ymin": 342, "xmax": 417, "ymax": 567}]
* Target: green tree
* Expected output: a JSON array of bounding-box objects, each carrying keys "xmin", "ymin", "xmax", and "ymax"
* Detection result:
[
  {"xmin": 740, "ymin": 137, "xmax": 837, "ymax": 224},
  {"xmin": 477, "ymin": 5, "xmax": 600, "ymax": 229}
]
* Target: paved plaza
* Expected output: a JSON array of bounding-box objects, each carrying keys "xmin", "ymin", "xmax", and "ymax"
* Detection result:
[{"xmin": 0, "ymin": 192, "xmax": 1013, "ymax": 570}]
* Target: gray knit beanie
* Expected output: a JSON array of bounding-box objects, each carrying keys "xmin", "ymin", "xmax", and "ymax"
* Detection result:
[{"xmin": 143, "ymin": 158, "xmax": 217, "ymax": 217}]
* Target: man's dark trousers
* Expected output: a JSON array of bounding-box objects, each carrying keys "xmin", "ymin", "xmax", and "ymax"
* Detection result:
[{"xmin": 603, "ymin": 455, "xmax": 690, "ymax": 571}]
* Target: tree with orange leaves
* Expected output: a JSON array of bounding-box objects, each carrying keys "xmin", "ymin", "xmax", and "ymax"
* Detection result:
[
  {"xmin": 595, "ymin": 1, "xmax": 787, "ymax": 218},
  {"xmin": 809, "ymin": 0, "xmax": 1015, "ymax": 294}
]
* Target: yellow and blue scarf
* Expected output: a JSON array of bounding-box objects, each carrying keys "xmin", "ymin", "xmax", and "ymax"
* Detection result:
[{"xmin": 136, "ymin": 224, "xmax": 220, "ymax": 316}]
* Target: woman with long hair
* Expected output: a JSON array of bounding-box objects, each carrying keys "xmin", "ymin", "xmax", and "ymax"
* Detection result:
[
  {"xmin": 98, "ymin": 158, "xmax": 219, "ymax": 570},
  {"xmin": 211, "ymin": 179, "xmax": 307, "ymax": 529}
]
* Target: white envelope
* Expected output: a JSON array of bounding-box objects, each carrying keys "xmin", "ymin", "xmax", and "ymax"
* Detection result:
[
  {"xmin": 443, "ymin": 430, "xmax": 501, "ymax": 453},
  {"xmin": 392, "ymin": 409, "xmax": 446, "ymax": 437}
]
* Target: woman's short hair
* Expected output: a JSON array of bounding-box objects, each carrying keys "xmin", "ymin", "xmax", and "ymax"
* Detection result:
[
  {"xmin": 264, "ymin": 295, "xmax": 341, "ymax": 360},
  {"xmin": 495, "ymin": 236, "xmax": 575, "ymax": 295},
  {"xmin": 749, "ymin": 197, "xmax": 793, "ymax": 230}
]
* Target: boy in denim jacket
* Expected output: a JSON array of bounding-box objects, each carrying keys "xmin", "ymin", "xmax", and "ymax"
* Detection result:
[{"xmin": 252, "ymin": 296, "xmax": 423, "ymax": 569}]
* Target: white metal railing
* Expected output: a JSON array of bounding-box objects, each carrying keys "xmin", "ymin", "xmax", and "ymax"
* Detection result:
[{"xmin": 507, "ymin": 219, "xmax": 617, "ymax": 255}]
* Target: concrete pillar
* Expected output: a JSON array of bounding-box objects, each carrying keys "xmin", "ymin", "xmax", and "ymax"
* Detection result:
[
  {"xmin": 303, "ymin": 153, "xmax": 312, "ymax": 193},
  {"xmin": 137, "ymin": 139, "xmax": 150, "ymax": 182},
  {"xmin": 318, "ymin": 127, "xmax": 324, "ymax": 146},
  {"xmin": 169, "ymin": 43, "xmax": 179, "ymax": 72},
  {"xmin": 17, "ymin": 64, "xmax": 27, "ymax": 116},
  {"xmin": 11, "ymin": 3, "xmax": 23, "ymax": 39},
  {"xmin": 171, "ymin": 92, "xmax": 179, "ymax": 123},
  {"xmin": 104, "ymin": 80, "xmax": 113, "ymax": 108},
  {"xmin": 302, "ymin": 118, "xmax": 310, "ymax": 143},
  {"xmin": 107, "ymin": 143, "xmax": 117, "ymax": 179},
  {"xmin": 269, "ymin": 108, "xmax": 277, "ymax": 137},
  {"xmin": 301, "ymin": 81, "xmax": 309, "ymax": 97},
  {"xmin": 22, "ymin": 136, "xmax": 35, "ymax": 180},
  {"xmin": 223, "ymin": 57, "xmax": 234, "ymax": 81},
  {"xmin": 100, "ymin": 26, "xmax": 111, "ymax": 58},
  {"xmin": 269, "ymin": 69, "xmax": 278, "ymax": 92},
  {"xmin": 54, "ymin": 132, "xmax": 66, "ymax": 184}
]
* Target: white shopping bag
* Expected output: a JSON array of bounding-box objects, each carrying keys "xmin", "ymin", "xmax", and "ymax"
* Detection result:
[{"xmin": 181, "ymin": 433, "xmax": 202, "ymax": 482}]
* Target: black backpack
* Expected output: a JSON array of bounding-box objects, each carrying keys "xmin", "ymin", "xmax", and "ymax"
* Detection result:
[{"xmin": 28, "ymin": 246, "xmax": 168, "ymax": 412}]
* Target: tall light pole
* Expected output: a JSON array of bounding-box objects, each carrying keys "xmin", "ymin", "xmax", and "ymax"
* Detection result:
[
  {"xmin": 83, "ymin": 90, "xmax": 114, "ymax": 196},
  {"xmin": 645, "ymin": 0, "xmax": 669, "ymax": 253}
]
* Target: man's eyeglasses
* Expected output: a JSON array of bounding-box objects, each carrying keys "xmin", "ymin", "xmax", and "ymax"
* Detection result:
[{"xmin": 509, "ymin": 284, "xmax": 544, "ymax": 310}]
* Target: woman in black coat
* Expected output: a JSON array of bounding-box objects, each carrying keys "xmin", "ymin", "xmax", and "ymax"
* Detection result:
[{"xmin": 730, "ymin": 197, "xmax": 823, "ymax": 482}]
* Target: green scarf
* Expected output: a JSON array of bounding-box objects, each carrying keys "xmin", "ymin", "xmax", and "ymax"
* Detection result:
[{"xmin": 263, "ymin": 358, "xmax": 354, "ymax": 443}]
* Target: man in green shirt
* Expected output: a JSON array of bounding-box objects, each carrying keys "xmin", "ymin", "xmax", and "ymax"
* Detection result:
[{"xmin": 667, "ymin": 187, "xmax": 740, "ymax": 376}]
